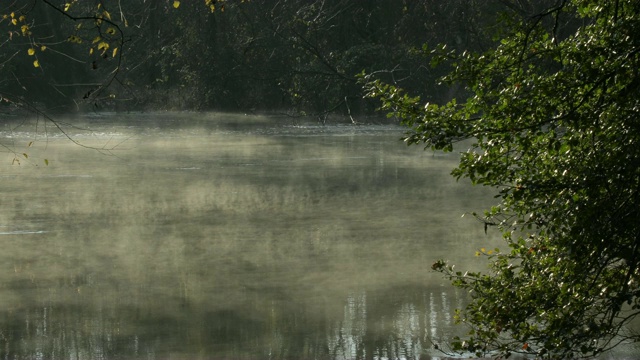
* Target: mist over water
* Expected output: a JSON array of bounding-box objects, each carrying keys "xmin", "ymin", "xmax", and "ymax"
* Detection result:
[{"xmin": 6, "ymin": 112, "xmax": 632, "ymax": 359}]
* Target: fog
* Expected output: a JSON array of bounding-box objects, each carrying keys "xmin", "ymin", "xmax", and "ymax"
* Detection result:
[{"xmin": 0, "ymin": 113, "xmax": 504, "ymax": 359}]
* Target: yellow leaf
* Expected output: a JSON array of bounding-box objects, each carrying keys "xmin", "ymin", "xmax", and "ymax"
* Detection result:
[
  {"xmin": 97, "ymin": 42, "xmax": 109, "ymax": 51},
  {"xmin": 112, "ymin": 47, "xmax": 118, "ymax": 57},
  {"xmin": 11, "ymin": 18, "xmax": 17, "ymax": 25},
  {"xmin": 33, "ymin": 60, "xmax": 39, "ymax": 68},
  {"xmin": 173, "ymin": 1, "xmax": 180, "ymax": 8},
  {"xmin": 64, "ymin": 3, "xmax": 71, "ymax": 11},
  {"xmin": 27, "ymin": 48, "xmax": 35, "ymax": 56},
  {"xmin": 40, "ymin": 45, "xmax": 46, "ymax": 51},
  {"xmin": 92, "ymin": 36, "xmax": 102, "ymax": 44},
  {"xmin": 103, "ymin": 11, "xmax": 111, "ymax": 20}
]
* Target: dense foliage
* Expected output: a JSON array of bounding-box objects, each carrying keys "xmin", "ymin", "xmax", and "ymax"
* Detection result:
[
  {"xmin": 1, "ymin": 0, "xmax": 497, "ymax": 117},
  {"xmin": 365, "ymin": 0, "xmax": 640, "ymax": 358}
]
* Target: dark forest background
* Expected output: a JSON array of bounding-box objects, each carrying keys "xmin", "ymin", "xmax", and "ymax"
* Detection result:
[{"xmin": 1, "ymin": 1, "xmax": 529, "ymax": 118}]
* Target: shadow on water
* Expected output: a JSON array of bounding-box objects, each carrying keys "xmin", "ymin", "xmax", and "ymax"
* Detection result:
[{"xmin": 0, "ymin": 113, "xmax": 637, "ymax": 359}]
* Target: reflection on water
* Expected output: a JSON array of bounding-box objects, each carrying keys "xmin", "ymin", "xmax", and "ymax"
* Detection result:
[
  {"xmin": 7, "ymin": 113, "xmax": 631, "ymax": 359},
  {"xmin": 325, "ymin": 289, "xmax": 459, "ymax": 360}
]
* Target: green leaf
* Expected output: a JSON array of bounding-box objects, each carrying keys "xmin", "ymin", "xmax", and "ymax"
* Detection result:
[{"xmin": 362, "ymin": 1, "xmax": 640, "ymax": 357}]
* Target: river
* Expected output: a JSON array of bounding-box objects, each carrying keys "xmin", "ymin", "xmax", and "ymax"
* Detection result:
[{"xmin": 0, "ymin": 112, "xmax": 635, "ymax": 359}]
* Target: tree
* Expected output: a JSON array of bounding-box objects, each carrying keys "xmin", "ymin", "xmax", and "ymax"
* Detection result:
[
  {"xmin": 1, "ymin": 0, "xmax": 498, "ymax": 117},
  {"xmin": 118, "ymin": 0, "xmax": 490, "ymax": 116},
  {"xmin": 0, "ymin": 0, "xmax": 132, "ymax": 112},
  {"xmin": 0, "ymin": 0, "xmax": 233, "ymax": 114},
  {"xmin": 364, "ymin": 0, "xmax": 640, "ymax": 358}
]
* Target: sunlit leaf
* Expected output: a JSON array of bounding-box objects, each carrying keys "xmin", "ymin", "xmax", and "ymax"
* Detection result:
[
  {"xmin": 27, "ymin": 48, "xmax": 35, "ymax": 56},
  {"xmin": 97, "ymin": 42, "xmax": 109, "ymax": 51},
  {"xmin": 173, "ymin": 1, "xmax": 180, "ymax": 8},
  {"xmin": 112, "ymin": 47, "xmax": 118, "ymax": 58},
  {"xmin": 33, "ymin": 60, "xmax": 39, "ymax": 68}
]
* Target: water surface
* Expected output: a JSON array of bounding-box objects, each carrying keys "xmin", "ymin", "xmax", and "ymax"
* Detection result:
[{"xmin": 0, "ymin": 113, "xmax": 632, "ymax": 359}]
